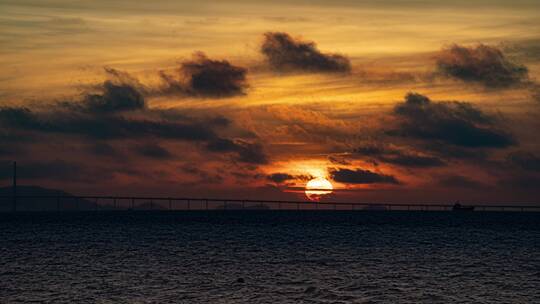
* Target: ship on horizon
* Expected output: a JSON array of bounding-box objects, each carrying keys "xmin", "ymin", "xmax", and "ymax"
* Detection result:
[{"xmin": 452, "ymin": 202, "xmax": 475, "ymax": 212}]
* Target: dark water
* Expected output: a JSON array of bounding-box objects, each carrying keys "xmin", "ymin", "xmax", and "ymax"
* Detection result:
[{"xmin": 1, "ymin": 211, "xmax": 539, "ymax": 303}]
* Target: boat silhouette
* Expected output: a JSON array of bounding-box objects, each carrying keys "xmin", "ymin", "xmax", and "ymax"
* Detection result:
[{"xmin": 452, "ymin": 202, "xmax": 475, "ymax": 211}]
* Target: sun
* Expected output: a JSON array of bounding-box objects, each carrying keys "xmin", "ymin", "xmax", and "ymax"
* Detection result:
[{"xmin": 305, "ymin": 177, "xmax": 333, "ymax": 201}]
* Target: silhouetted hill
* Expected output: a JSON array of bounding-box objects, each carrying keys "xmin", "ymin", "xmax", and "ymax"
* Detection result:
[{"xmin": 0, "ymin": 185, "xmax": 102, "ymax": 211}]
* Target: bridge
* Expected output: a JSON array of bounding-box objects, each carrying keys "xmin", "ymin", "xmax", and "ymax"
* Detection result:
[{"xmin": 1, "ymin": 195, "xmax": 539, "ymax": 212}]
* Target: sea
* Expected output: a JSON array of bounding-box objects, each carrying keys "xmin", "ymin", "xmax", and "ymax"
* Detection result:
[{"xmin": 1, "ymin": 211, "xmax": 539, "ymax": 303}]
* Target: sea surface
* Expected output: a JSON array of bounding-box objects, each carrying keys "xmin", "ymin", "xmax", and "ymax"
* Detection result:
[{"xmin": 1, "ymin": 211, "xmax": 539, "ymax": 303}]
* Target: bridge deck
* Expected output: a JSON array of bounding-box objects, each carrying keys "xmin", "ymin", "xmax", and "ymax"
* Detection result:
[{"xmin": 1, "ymin": 195, "xmax": 539, "ymax": 212}]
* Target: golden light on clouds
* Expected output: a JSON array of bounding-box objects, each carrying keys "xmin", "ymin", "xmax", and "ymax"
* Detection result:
[{"xmin": 0, "ymin": 0, "xmax": 539, "ymax": 203}]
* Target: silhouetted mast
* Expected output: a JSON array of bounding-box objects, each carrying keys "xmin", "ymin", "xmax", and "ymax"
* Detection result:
[{"xmin": 13, "ymin": 161, "xmax": 16, "ymax": 212}]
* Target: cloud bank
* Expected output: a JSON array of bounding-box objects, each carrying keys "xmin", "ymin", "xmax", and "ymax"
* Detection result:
[
  {"xmin": 0, "ymin": 73, "xmax": 266, "ymax": 165},
  {"xmin": 391, "ymin": 93, "xmax": 516, "ymax": 148},
  {"xmin": 329, "ymin": 168, "xmax": 399, "ymax": 184}
]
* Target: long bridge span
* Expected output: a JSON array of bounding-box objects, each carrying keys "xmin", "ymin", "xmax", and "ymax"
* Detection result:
[{"xmin": 1, "ymin": 195, "xmax": 539, "ymax": 212}]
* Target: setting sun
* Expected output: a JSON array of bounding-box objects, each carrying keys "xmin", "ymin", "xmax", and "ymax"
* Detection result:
[{"xmin": 305, "ymin": 177, "xmax": 333, "ymax": 201}]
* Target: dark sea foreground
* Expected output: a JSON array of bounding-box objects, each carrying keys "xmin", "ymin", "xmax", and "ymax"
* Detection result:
[{"xmin": 1, "ymin": 211, "xmax": 539, "ymax": 303}]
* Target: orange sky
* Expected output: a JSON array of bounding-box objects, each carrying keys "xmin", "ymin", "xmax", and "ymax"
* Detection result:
[{"xmin": 1, "ymin": 0, "xmax": 539, "ymax": 203}]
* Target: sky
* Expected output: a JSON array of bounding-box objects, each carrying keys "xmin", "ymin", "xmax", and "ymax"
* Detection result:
[{"xmin": 0, "ymin": 0, "xmax": 539, "ymax": 203}]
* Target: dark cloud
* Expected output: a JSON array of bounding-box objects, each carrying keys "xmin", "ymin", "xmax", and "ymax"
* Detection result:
[
  {"xmin": 81, "ymin": 80, "xmax": 146, "ymax": 113},
  {"xmin": 153, "ymin": 109, "xmax": 232, "ymax": 129},
  {"xmin": 382, "ymin": 154, "xmax": 445, "ymax": 168},
  {"xmin": 329, "ymin": 168, "xmax": 399, "ymax": 184},
  {"xmin": 261, "ymin": 32, "xmax": 351, "ymax": 73},
  {"xmin": 103, "ymin": 67, "xmax": 144, "ymax": 87},
  {"xmin": 206, "ymin": 138, "xmax": 268, "ymax": 164},
  {"xmin": 0, "ymin": 159, "xmax": 83, "ymax": 181},
  {"xmin": 61, "ymin": 68, "xmax": 147, "ymax": 114},
  {"xmin": 157, "ymin": 52, "xmax": 248, "ymax": 97},
  {"xmin": 235, "ymin": 143, "xmax": 267, "ymax": 164},
  {"xmin": 0, "ymin": 73, "xmax": 217, "ymax": 142},
  {"xmin": 207, "ymin": 115, "xmax": 232, "ymax": 127},
  {"xmin": 266, "ymin": 172, "xmax": 312, "ymax": 183},
  {"xmin": 0, "ymin": 106, "xmax": 268, "ymax": 165},
  {"xmin": 0, "ymin": 106, "xmax": 216, "ymax": 141},
  {"xmin": 267, "ymin": 173, "xmax": 294, "ymax": 183},
  {"xmin": 90, "ymin": 142, "xmax": 119, "ymax": 157},
  {"xmin": 506, "ymin": 151, "xmax": 540, "ymax": 172},
  {"xmin": 391, "ymin": 93, "xmax": 516, "ymax": 148},
  {"xmin": 423, "ymin": 143, "xmax": 488, "ymax": 160},
  {"xmin": 206, "ymin": 138, "xmax": 242, "ymax": 152},
  {"xmin": 438, "ymin": 175, "xmax": 486, "ymax": 189},
  {"xmin": 135, "ymin": 143, "xmax": 173, "ymax": 159},
  {"xmin": 436, "ymin": 44, "xmax": 529, "ymax": 88},
  {"xmin": 328, "ymin": 155, "xmax": 351, "ymax": 166},
  {"xmin": 0, "ymin": 107, "xmax": 35, "ymax": 129},
  {"xmin": 179, "ymin": 164, "xmax": 224, "ymax": 185},
  {"xmin": 353, "ymin": 143, "xmax": 446, "ymax": 168},
  {"xmin": 353, "ymin": 144, "xmax": 386, "ymax": 157}
]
